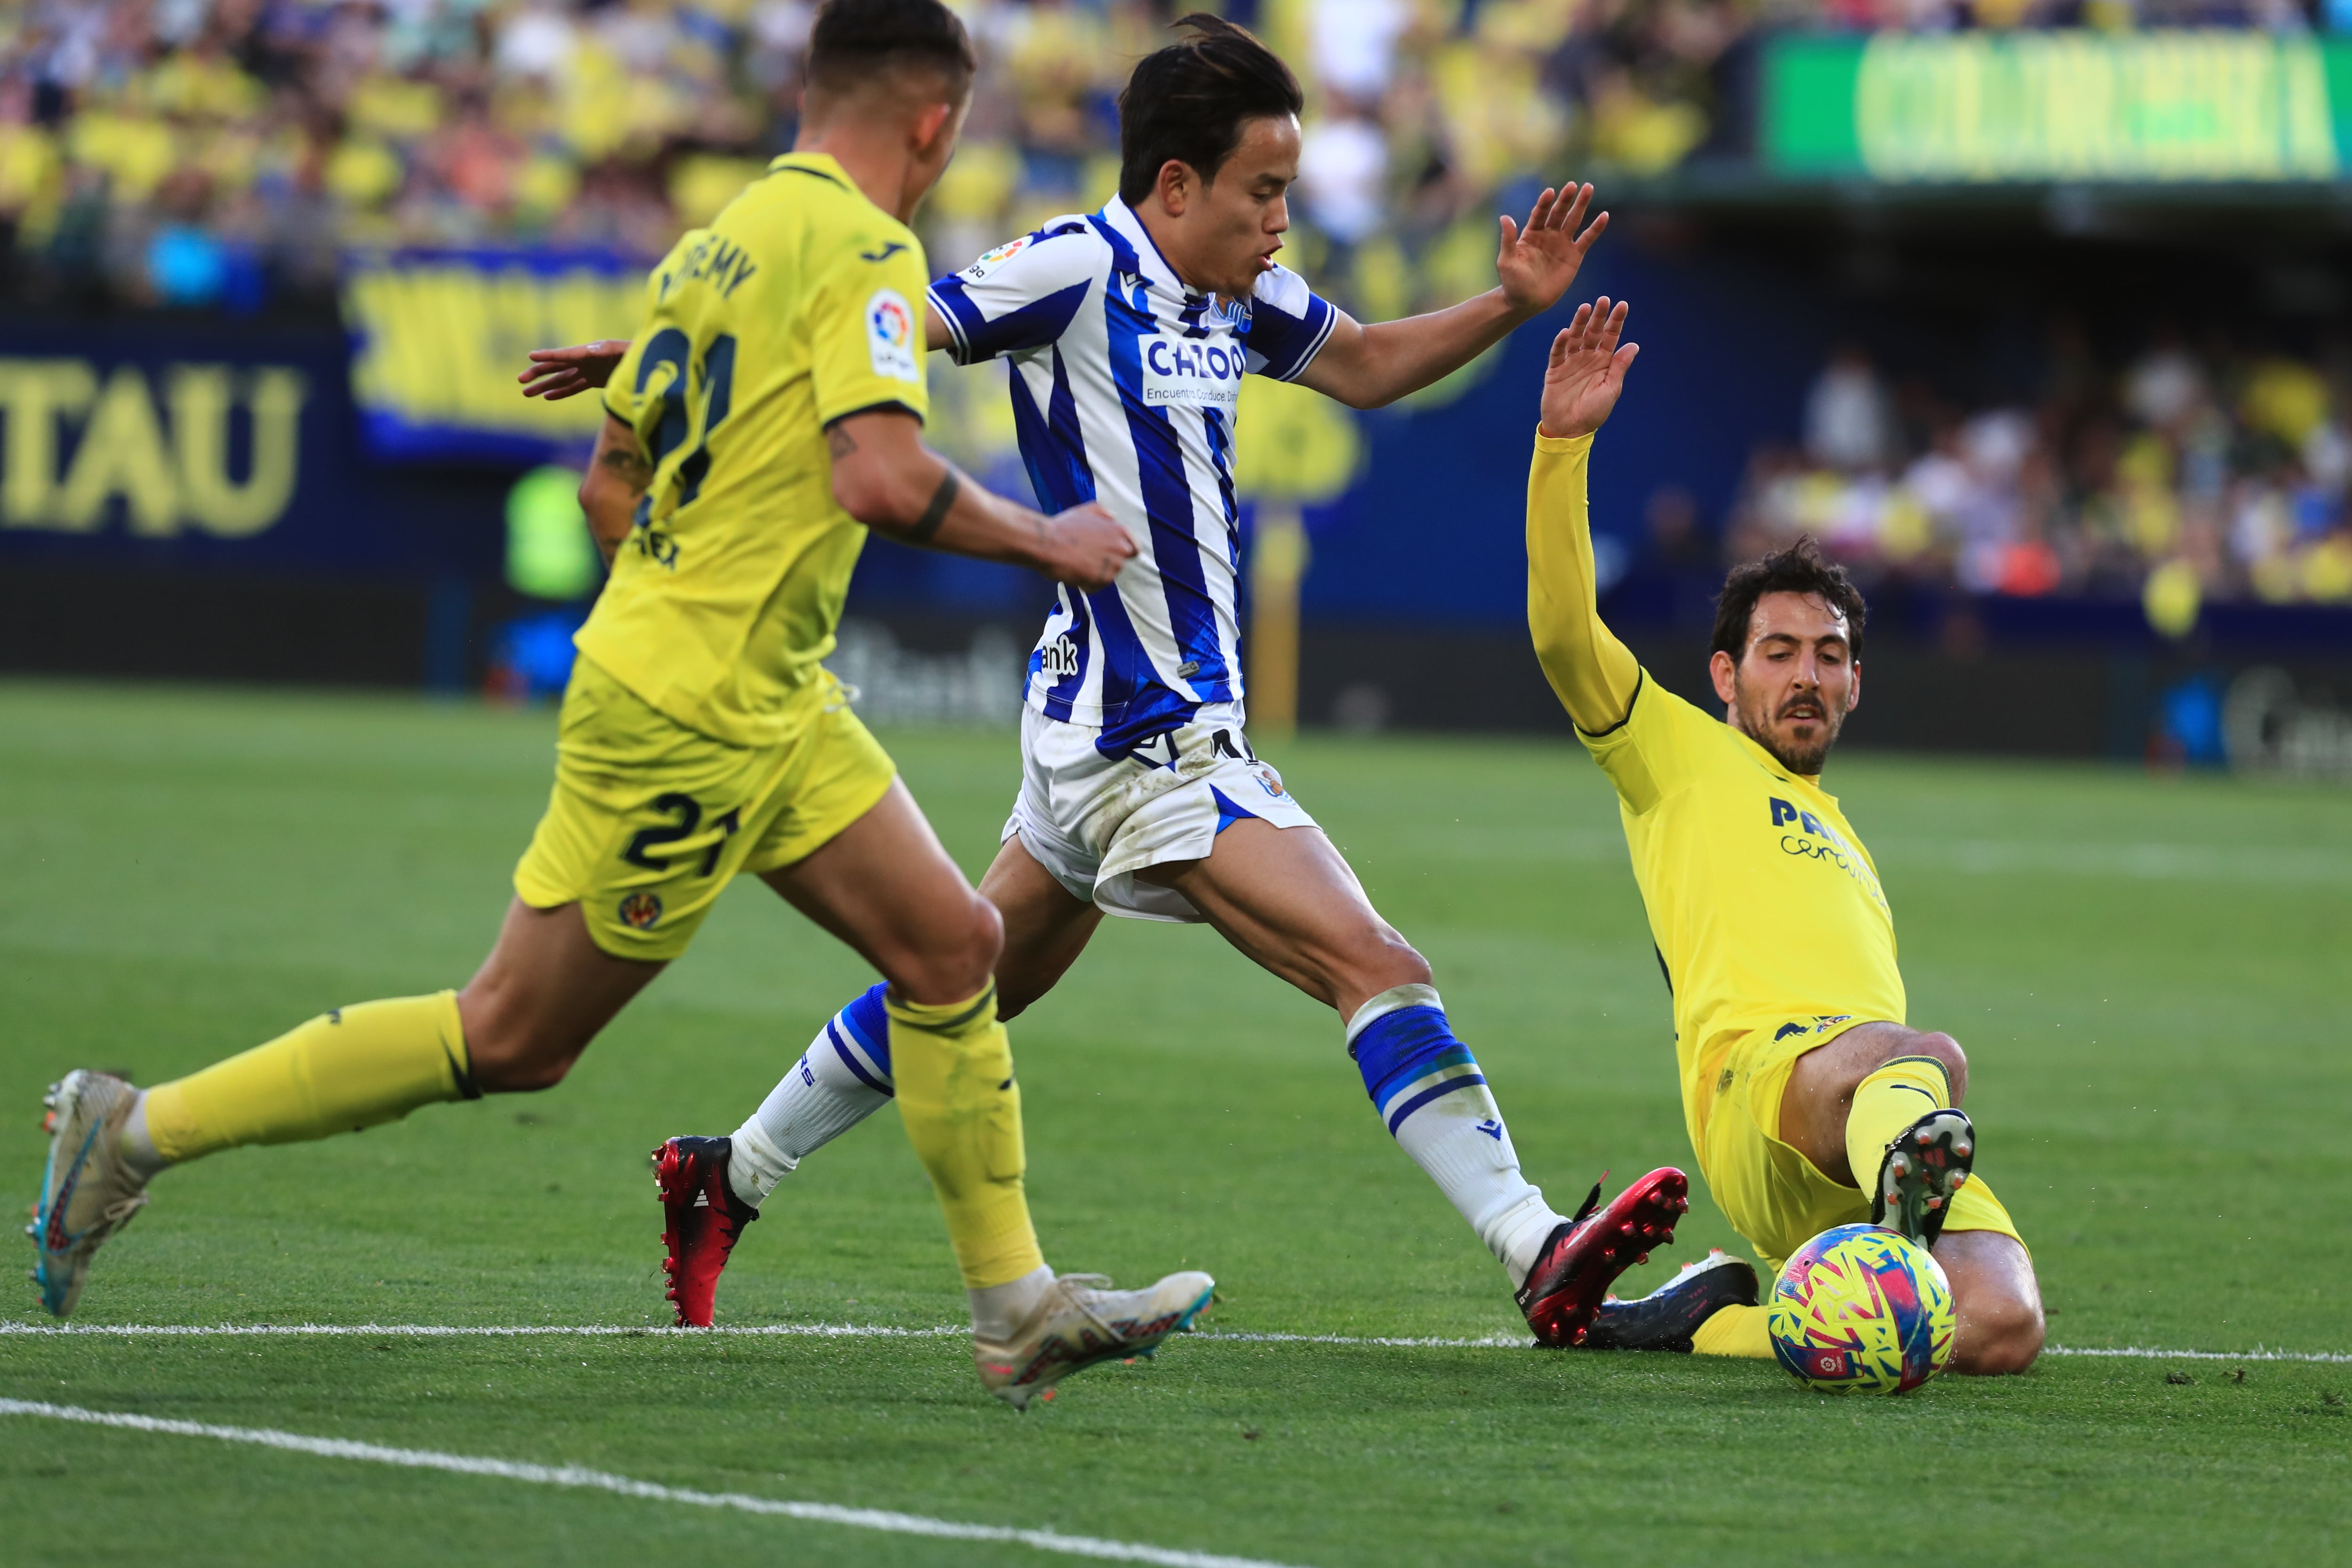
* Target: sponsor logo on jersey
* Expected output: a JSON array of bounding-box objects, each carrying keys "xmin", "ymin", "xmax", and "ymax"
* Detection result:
[
  {"xmin": 1768, "ymin": 795, "xmax": 1887, "ymax": 907},
  {"xmin": 1037, "ymin": 634, "xmax": 1081, "ymax": 678},
  {"xmin": 860, "ymin": 240, "xmax": 908, "ymax": 263},
  {"xmin": 866, "ymin": 289, "xmax": 920, "ymax": 382},
  {"xmin": 964, "ymin": 234, "xmax": 1032, "ymax": 278},
  {"xmin": 618, "ymin": 891, "xmax": 664, "ymax": 930},
  {"xmin": 1140, "ymin": 334, "xmax": 1242, "ymax": 409}
]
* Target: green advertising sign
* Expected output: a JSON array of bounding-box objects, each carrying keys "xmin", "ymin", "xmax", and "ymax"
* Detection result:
[{"xmin": 1766, "ymin": 32, "xmax": 2352, "ymax": 182}]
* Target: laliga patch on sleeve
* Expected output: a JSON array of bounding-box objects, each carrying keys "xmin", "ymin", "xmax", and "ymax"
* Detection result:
[
  {"xmin": 866, "ymin": 288, "xmax": 920, "ymax": 382},
  {"xmin": 962, "ymin": 233, "xmax": 1031, "ymax": 280}
]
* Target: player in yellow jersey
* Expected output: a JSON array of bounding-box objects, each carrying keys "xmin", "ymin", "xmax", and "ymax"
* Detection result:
[
  {"xmin": 31, "ymin": 0, "xmax": 1212, "ymax": 1408},
  {"xmin": 1520, "ymin": 299, "xmax": 2046, "ymax": 1373}
]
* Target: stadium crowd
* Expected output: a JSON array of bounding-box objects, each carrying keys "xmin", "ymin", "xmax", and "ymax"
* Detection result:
[
  {"xmin": 7, "ymin": 0, "xmax": 2336, "ymax": 308},
  {"xmin": 0, "ymin": 0, "xmax": 1774, "ymax": 316},
  {"xmin": 3, "ymin": 0, "xmax": 2346, "ymax": 607},
  {"xmin": 1717, "ymin": 334, "xmax": 2352, "ymax": 606}
]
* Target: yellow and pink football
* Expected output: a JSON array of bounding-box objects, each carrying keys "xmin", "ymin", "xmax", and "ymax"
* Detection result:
[{"xmin": 1767, "ymin": 1223, "xmax": 1956, "ymax": 1394}]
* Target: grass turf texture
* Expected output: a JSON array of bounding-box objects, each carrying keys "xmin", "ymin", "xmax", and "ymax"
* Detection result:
[{"xmin": 2, "ymin": 679, "xmax": 2346, "ymax": 1567}]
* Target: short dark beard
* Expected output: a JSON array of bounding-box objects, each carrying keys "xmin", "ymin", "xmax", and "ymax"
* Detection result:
[{"xmin": 1734, "ymin": 679, "xmax": 1844, "ymax": 776}]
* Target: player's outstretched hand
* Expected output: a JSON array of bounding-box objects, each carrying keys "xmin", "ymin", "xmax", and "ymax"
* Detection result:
[
  {"xmin": 1496, "ymin": 182, "xmax": 1608, "ymax": 318},
  {"xmin": 1538, "ymin": 297, "xmax": 1639, "ymax": 440},
  {"xmin": 517, "ymin": 340, "xmax": 632, "ymax": 401},
  {"xmin": 1036, "ymin": 502, "xmax": 1137, "ymax": 591}
]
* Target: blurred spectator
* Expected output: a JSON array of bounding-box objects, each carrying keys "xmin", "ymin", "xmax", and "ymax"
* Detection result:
[
  {"xmin": 1296, "ymin": 95, "xmax": 1387, "ymax": 247},
  {"xmin": 1732, "ymin": 329, "xmax": 2352, "ymax": 606},
  {"xmin": 1804, "ymin": 347, "xmax": 1899, "ymax": 473},
  {"xmin": 1311, "ymin": 0, "xmax": 1408, "ymax": 101}
]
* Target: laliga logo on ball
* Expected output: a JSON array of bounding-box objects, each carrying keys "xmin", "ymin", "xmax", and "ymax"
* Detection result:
[{"xmin": 1767, "ymin": 1223, "xmax": 1955, "ymax": 1395}]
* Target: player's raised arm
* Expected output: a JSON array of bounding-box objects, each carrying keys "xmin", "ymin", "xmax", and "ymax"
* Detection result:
[
  {"xmin": 826, "ymin": 408, "xmax": 1135, "ymax": 591},
  {"xmin": 1526, "ymin": 297, "xmax": 1643, "ymax": 734},
  {"xmin": 1296, "ymin": 183, "xmax": 1608, "ymax": 410}
]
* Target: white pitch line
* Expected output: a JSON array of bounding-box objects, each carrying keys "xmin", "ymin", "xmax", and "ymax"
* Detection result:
[
  {"xmin": 2041, "ymin": 1345, "xmax": 2352, "ymax": 1365},
  {"xmin": 4, "ymin": 1321, "xmax": 2348, "ymax": 1362},
  {"xmin": 0, "ymin": 1399, "xmax": 1306, "ymax": 1568}
]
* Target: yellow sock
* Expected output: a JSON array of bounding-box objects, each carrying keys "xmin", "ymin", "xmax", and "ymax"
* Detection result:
[
  {"xmin": 1691, "ymin": 1302, "xmax": 1774, "ymax": 1359},
  {"xmin": 143, "ymin": 992, "xmax": 475, "ymax": 1164},
  {"xmin": 887, "ymin": 984, "xmax": 1046, "ymax": 1289},
  {"xmin": 1843, "ymin": 1054, "xmax": 1954, "ymax": 1191}
]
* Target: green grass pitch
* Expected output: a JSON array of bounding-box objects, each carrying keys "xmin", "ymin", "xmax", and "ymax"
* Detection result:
[{"xmin": 2, "ymin": 678, "xmax": 2347, "ymax": 1566}]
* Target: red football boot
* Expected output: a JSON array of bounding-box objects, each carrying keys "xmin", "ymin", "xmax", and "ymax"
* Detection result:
[
  {"xmin": 1516, "ymin": 1166, "xmax": 1690, "ymax": 1348},
  {"xmin": 652, "ymin": 1135, "xmax": 759, "ymax": 1328}
]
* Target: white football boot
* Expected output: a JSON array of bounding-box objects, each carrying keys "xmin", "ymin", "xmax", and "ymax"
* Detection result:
[
  {"xmin": 30, "ymin": 1071, "xmax": 152, "ymax": 1318},
  {"xmin": 974, "ymin": 1269, "xmax": 1215, "ymax": 1409}
]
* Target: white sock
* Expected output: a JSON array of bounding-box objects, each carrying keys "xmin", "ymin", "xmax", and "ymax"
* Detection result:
[
  {"xmin": 1348, "ymin": 985, "xmax": 1566, "ymax": 1285},
  {"xmin": 119, "ymin": 1091, "xmax": 167, "ymax": 1181},
  {"xmin": 726, "ymin": 1004, "xmax": 894, "ymax": 1210},
  {"xmin": 969, "ymin": 1265, "xmax": 1056, "ymax": 1343}
]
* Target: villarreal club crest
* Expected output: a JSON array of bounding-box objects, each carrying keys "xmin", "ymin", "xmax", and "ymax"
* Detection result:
[{"xmin": 1767, "ymin": 1223, "xmax": 1956, "ymax": 1394}]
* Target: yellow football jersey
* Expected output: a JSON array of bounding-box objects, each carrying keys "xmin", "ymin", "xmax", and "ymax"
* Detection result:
[
  {"xmin": 580, "ymin": 152, "xmax": 932, "ymax": 748},
  {"xmin": 1581, "ymin": 676, "xmax": 1907, "ymax": 1142},
  {"xmin": 1524, "ymin": 432, "xmax": 1906, "ymax": 1147}
]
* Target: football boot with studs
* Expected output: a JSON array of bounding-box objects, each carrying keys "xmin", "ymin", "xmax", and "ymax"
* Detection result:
[
  {"xmin": 29, "ymin": 1071, "xmax": 151, "ymax": 1318},
  {"xmin": 1517, "ymin": 1166, "xmax": 1690, "ymax": 1348},
  {"xmin": 975, "ymin": 1269, "xmax": 1215, "ymax": 1410},
  {"xmin": 1872, "ymin": 1108, "xmax": 1973, "ymax": 1248},
  {"xmin": 1579, "ymin": 1249, "xmax": 1759, "ymax": 1353},
  {"xmin": 652, "ymin": 1135, "xmax": 758, "ymax": 1327}
]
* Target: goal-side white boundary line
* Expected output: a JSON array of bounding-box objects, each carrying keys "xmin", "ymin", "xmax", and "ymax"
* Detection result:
[
  {"xmin": 1, "ymin": 1321, "xmax": 2345, "ymax": 1362},
  {"xmin": 0, "ymin": 1398, "xmax": 1306, "ymax": 1568}
]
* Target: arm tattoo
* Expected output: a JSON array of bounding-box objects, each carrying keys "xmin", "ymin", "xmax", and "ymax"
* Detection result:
[
  {"xmin": 910, "ymin": 468, "xmax": 959, "ymax": 544},
  {"xmin": 599, "ymin": 443, "xmax": 652, "ymax": 491},
  {"xmin": 827, "ymin": 425, "xmax": 858, "ymax": 461}
]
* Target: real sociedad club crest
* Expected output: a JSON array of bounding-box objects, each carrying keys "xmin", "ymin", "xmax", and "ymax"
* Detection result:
[{"xmin": 619, "ymin": 891, "xmax": 663, "ymax": 930}]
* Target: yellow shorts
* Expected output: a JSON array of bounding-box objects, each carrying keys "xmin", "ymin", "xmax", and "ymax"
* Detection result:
[
  {"xmin": 513, "ymin": 655, "xmax": 897, "ymax": 962},
  {"xmin": 1696, "ymin": 1015, "xmax": 2024, "ymax": 1277}
]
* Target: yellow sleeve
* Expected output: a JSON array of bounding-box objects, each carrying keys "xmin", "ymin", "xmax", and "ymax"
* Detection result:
[
  {"xmin": 810, "ymin": 221, "xmax": 931, "ymax": 429},
  {"xmin": 1526, "ymin": 430, "xmax": 1641, "ymax": 732}
]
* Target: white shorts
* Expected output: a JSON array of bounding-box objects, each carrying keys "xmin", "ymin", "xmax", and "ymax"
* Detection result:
[{"xmin": 1002, "ymin": 703, "xmax": 1320, "ymax": 923}]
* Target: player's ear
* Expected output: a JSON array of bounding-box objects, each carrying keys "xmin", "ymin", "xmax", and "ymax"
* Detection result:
[
  {"xmin": 1157, "ymin": 159, "xmax": 1192, "ymax": 216},
  {"xmin": 1845, "ymin": 661, "xmax": 1861, "ymax": 714},
  {"xmin": 1709, "ymin": 648, "xmax": 1739, "ymax": 707},
  {"xmin": 911, "ymin": 99, "xmax": 955, "ymax": 157}
]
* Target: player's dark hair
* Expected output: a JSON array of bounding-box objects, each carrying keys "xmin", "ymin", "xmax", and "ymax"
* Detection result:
[
  {"xmin": 1118, "ymin": 13, "xmax": 1303, "ymax": 206},
  {"xmin": 805, "ymin": 0, "xmax": 977, "ymax": 101},
  {"xmin": 1712, "ymin": 536, "xmax": 1868, "ymax": 661}
]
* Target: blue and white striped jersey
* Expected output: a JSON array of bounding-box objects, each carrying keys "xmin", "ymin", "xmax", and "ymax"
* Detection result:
[{"xmin": 927, "ymin": 196, "xmax": 1337, "ymax": 754}]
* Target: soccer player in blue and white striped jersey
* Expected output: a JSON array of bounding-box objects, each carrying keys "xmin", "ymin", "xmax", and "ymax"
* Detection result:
[{"xmin": 532, "ymin": 13, "xmax": 1689, "ymax": 1346}]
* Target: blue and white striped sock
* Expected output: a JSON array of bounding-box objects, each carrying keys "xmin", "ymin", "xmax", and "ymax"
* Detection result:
[
  {"xmin": 728, "ymin": 983, "xmax": 894, "ymax": 1208},
  {"xmin": 1349, "ymin": 984, "xmax": 1565, "ymax": 1284}
]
